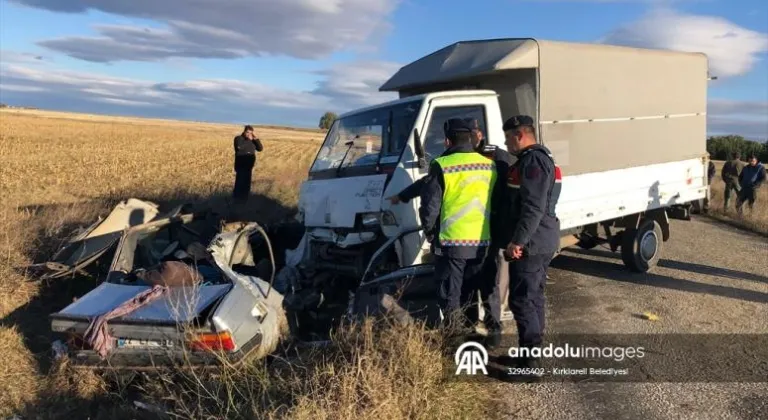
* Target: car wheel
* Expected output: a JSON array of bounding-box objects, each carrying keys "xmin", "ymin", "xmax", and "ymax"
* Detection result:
[{"xmin": 620, "ymin": 219, "xmax": 663, "ymax": 273}]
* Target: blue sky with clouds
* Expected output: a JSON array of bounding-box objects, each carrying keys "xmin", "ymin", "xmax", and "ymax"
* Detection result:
[{"xmin": 1, "ymin": 0, "xmax": 766, "ymax": 138}]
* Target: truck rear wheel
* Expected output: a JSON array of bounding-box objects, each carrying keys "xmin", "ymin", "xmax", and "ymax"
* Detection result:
[{"xmin": 620, "ymin": 218, "xmax": 663, "ymax": 273}]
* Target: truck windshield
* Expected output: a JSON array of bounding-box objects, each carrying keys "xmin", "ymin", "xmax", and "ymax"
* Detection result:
[{"xmin": 310, "ymin": 100, "xmax": 422, "ymax": 173}]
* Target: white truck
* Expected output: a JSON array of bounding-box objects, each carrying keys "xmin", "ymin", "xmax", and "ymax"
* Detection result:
[{"xmin": 275, "ymin": 38, "xmax": 710, "ymax": 333}]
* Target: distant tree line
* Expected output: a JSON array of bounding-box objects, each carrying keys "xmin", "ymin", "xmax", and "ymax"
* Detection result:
[{"xmin": 707, "ymin": 135, "xmax": 768, "ymax": 162}]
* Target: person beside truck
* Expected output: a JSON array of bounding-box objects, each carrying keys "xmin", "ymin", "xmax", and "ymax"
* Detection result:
[
  {"xmin": 736, "ymin": 153, "xmax": 766, "ymax": 214},
  {"xmin": 417, "ymin": 118, "xmax": 498, "ymax": 328},
  {"xmin": 721, "ymin": 152, "xmax": 744, "ymax": 209},
  {"xmin": 702, "ymin": 157, "xmax": 716, "ymax": 213},
  {"xmin": 386, "ymin": 118, "xmax": 513, "ymax": 329},
  {"xmin": 492, "ymin": 115, "xmax": 562, "ymax": 371}
]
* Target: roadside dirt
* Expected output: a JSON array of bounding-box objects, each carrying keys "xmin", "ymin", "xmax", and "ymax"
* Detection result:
[{"xmin": 496, "ymin": 217, "xmax": 768, "ymax": 419}]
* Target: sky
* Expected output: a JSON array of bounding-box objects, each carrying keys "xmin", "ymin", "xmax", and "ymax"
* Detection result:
[{"xmin": 1, "ymin": 0, "xmax": 767, "ymax": 139}]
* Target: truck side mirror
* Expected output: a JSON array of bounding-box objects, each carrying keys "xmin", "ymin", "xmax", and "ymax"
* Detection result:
[{"xmin": 413, "ymin": 128, "xmax": 427, "ymax": 169}]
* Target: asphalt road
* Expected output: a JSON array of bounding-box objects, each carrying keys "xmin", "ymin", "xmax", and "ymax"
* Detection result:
[{"xmin": 493, "ymin": 217, "xmax": 768, "ymax": 420}]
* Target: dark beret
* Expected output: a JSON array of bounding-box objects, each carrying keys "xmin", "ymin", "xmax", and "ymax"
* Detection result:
[
  {"xmin": 502, "ymin": 115, "xmax": 535, "ymax": 132},
  {"xmin": 443, "ymin": 118, "xmax": 472, "ymax": 137}
]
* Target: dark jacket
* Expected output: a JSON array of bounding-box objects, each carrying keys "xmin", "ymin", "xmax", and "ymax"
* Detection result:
[
  {"xmin": 708, "ymin": 161, "xmax": 716, "ymax": 183},
  {"xmin": 234, "ymin": 135, "xmax": 263, "ymax": 157},
  {"xmin": 500, "ymin": 144, "xmax": 561, "ymax": 256},
  {"xmin": 419, "ymin": 144, "xmax": 497, "ymax": 259},
  {"xmin": 722, "ymin": 159, "xmax": 744, "ymax": 186},
  {"xmin": 739, "ymin": 162, "xmax": 766, "ymax": 190},
  {"xmin": 399, "ymin": 145, "xmax": 512, "ymax": 250}
]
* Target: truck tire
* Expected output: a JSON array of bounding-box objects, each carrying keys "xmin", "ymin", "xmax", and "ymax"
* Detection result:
[{"xmin": 620, "ymin": 218, "xmax": 663, "ymax": 273}]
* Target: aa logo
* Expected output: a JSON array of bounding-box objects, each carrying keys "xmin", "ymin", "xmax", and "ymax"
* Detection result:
[{"xmin": 454, "ymin": 341, "xmax": 488, "ymax": 375}]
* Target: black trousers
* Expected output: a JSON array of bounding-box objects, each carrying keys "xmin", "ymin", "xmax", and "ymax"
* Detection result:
[
  {"xmin": 508, "ymin": 253, "xmax": 553, "ymax": 349},
  {"xmin": 737, "ymin": 187, "xmax": 757, "ymax": 210},
  {"xmin": 434, "ymin": 256, "xmax": 484, "ymax": 325},
  {"xmin": 233, "ymin": 155, "xmax": 255, "ymax": 201}
]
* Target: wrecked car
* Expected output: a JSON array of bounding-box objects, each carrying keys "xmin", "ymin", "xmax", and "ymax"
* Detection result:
[{"xmin": 48, "ymin": 203, "xmax": 292, "ymax": 369}]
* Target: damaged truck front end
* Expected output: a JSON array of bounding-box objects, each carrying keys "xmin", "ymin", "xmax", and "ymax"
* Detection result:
[{"xmin": 49, "ymin": 210, "xmax": 287, "ymax": 369}]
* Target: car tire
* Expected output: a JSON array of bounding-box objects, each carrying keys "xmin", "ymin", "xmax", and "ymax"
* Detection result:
[{"xmin": 620, "ymin": 218, "xmax": 663, "ymax": 273}]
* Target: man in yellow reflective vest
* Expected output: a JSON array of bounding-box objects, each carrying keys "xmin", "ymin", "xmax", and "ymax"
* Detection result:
[{"xmin": 419, "ymin": 118, "xmax": 497, "ymax": 327}]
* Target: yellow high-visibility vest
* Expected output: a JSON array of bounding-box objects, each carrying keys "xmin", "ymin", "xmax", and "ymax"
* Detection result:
[{"xmin": 434, "ymin": 152, "xmax": 496, "ymax": 247}]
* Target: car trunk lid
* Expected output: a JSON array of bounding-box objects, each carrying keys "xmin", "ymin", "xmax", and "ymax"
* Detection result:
[{"xmin": 51, "ymin": 282, "xmax": 232, "ymax": 340}]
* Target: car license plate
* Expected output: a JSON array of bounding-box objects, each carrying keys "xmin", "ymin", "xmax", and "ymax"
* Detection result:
[{"xmin": 116, "ymin": 338, "xmax": 174, "ymax": 348}]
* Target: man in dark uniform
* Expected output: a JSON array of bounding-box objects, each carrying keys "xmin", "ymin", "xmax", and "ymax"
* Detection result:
[
  {"xmin": 498, "ymin": 115, "xmax": 561, "ymax": 369},
  {"xmin": 232, "ymin": 125, "xmax": 264, "ymax": 202},
  {"xmin": 721, "ymin": 152, "xmax": 744, "ymax": 209},
  {"xmin": 418, "ymin": 118, "xmax": 497, "ymax": 328},
  {"xmin": 385, "ymin": 119, "xmax": 513, "ymax": 331}
]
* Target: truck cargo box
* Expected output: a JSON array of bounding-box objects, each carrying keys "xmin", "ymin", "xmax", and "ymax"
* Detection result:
[{"xmin": 379, "ymin": 38, "xmax": 708, "ymax": 176}]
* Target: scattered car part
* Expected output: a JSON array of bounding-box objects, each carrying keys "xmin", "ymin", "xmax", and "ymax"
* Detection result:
[{"xmin": 28, "ymin": 199, "xmax": 160, "ymax": 280}]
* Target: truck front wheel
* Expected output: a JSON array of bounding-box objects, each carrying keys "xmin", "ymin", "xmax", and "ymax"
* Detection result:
[{"xmin": 620, "ymin": 218, "xmax": 663, "ymax": 273}]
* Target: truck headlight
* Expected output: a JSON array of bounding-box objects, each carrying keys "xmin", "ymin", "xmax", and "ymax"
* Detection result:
[
  {"xmin": 359, "ymin": 211, "xmax": 397, "ymax": 228},
  {"xmin": 361, "ymin": 213, "xmax": 380, "ymax": 227},
  {"xmin": 381, "ymin": 211, "xmax": 397, "ymax": 226}
]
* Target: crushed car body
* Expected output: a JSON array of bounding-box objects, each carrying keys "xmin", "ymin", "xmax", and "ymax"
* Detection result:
[
  {"xmin": 29, "ymin": 199, "xmax": 162, "ymax": 280},
  {"xmin": 47, "ymin": 206, "xmax": 288, "ymax": 369}
]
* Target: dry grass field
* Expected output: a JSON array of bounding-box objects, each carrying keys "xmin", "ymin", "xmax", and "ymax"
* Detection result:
[
  {"xmin": 707, "ymin": 161, "xmax": 768, "ymax": 235},
  {"xmin": 0, "ymin": 109, "xmax": 496, "ymax": 419}
]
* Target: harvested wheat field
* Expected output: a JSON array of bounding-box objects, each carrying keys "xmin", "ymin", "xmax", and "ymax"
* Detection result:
[
  {"xmin": 708, "ymin": 161, "xmax": 768, "ymax": 235},
  {"xmin": 0, "ymin": 110, "xmax": 497, "ymax": 419}
]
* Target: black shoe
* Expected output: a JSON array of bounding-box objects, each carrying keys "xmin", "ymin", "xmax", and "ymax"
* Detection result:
[
  {"xmin": 484, "ymin": 330, "xmax": 502, "ymax": 349},
  {"xmin": 520, "ymin": 356, "xmax": 542, "ymax": 370},
  {"xmin": 519, "ymin": 357, "xmax": 544, "ymax": 382}
]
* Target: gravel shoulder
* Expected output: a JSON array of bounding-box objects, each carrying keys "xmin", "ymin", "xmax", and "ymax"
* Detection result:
[{"xmin": 496, "ymin": 217, "xmax": 768, "ymax": 420}]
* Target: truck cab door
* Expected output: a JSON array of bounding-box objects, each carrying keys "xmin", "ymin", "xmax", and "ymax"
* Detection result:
[{"xmin": 387, "ymin": 94, "xmax": 506, "ymax": 266}]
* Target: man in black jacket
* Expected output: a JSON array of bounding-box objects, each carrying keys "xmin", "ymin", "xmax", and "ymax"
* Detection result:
[
  {"xmin": 232, "ymin": 125, "xmax": 264, "ymax": 202},
  {"xmin": 498, "ymin": 115, "xmax": 561, "ymax": 371}
]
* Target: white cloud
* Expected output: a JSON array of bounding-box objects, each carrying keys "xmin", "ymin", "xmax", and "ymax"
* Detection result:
[
  {"xmin": 312, "ymin": 61, "xmax": 402, "ymax": 107},
  {"xmin": 10, "ymin": 0, "xmax": 400, "ymax": 62},
  {"xmin": 0, "ymin": 84, "xmax": 46, "ymax": 93},
  {"xmin": 601, "ymin": 8, "xmax": 768, "ymax": 77},
  {"xmin": 0, "ymin": 50, "xmax": 48, "ymax": 65},
  {"xmin": 0, "ymin": 58, "xmax": 400, "ymax": 123}
]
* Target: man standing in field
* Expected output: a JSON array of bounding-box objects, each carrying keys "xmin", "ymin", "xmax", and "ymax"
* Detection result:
[
  {"xmin": 736, "ymin": 153, "xmax": 766, "ymax": 215},
  {"xmin": 721, "ymin": 152, "xmax": 744, "ymax": 209},
  {"xmin": 232, "ymin": 125, "xmax": 264, "ymax": 202}
]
